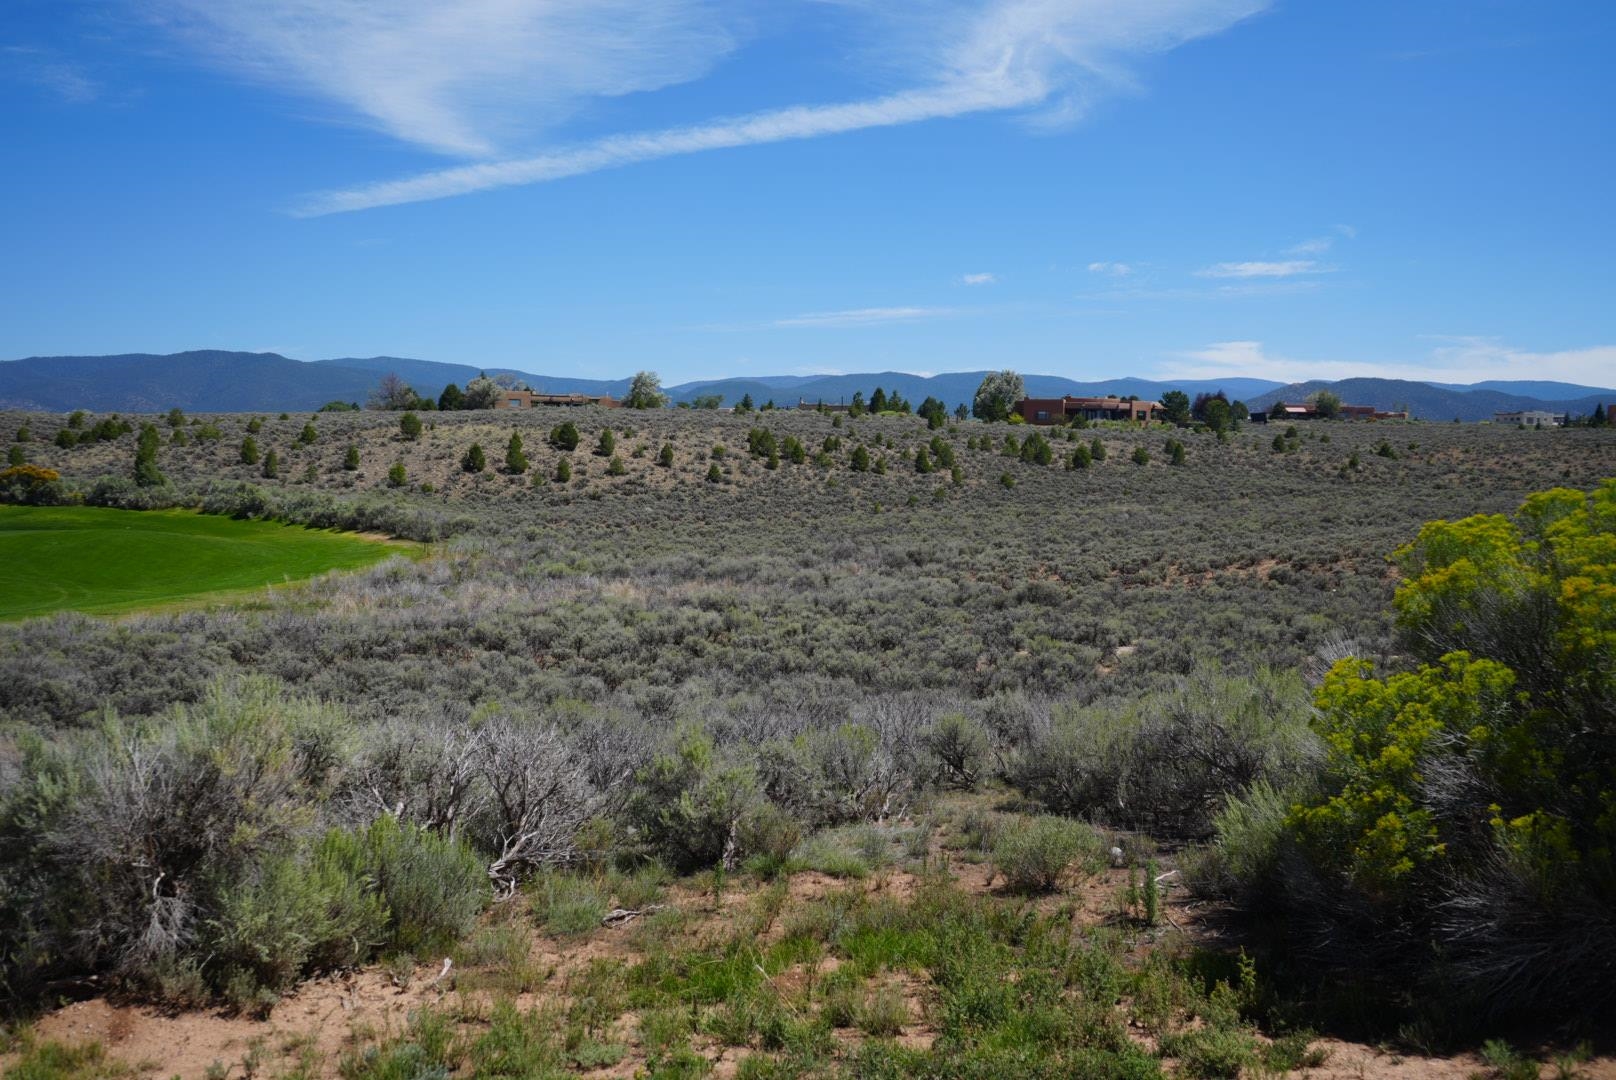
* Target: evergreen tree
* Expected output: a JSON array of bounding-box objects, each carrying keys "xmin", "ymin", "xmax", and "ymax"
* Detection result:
[
  {"xmin": 1090, "ymin": 437, "xmax": 1107, "ymax": 462},
  {"xmin": 505, "ymin": 432, "xmax": 528, "ymax": 473},
  {"xmin": 343, "ymin": 444, "xmax": 360, "ymax": 471},
  {"xmin": 240, "ymin": 436, "xmax": 260, "ymax": 465},
  {"xmin": 438, "ymin": 383, "xmax": 465, "ymax": 411},
  {"xmin": 850, "ymin": 445, "xmax": 871, "ymax": 471},
  {"xmin": 1160, "ymin": 390, "xmax": 1192, "ymax": 427},
  {"xmin": 657, "ymin": 442, "xmax": 674, "ymax": 467},
  {"xmin": 596, "ymin": 429, "xmax": 615, "ymax": 456},
  {"xmin": 549, "ymin": 421, "xmax": 580, "ymax": 451},
  {"xmin": 608, "ymin": 455, "xmax": 627, "ymax": 475},
  {"xmin": 387, "ymin": 461, "xmax": 407, "ymax": 486},
  {"xmin": 298, "ymin": 421, "xmax": 318, "ymax": 445},
  {"xmin": 555, "ymin": 457, "xmax": 572, "ymax": 482},
  {"xmin": 736, "ymin": 393, "xmax": 754, "ymax": 413},
  {"xmin": 399, "ymin": 411, "xmax": 423, "ymax": 440},
  {"xmin": 870, "ymin": 387, "xmax": 888, "ymax": 413},
  {"xmin": 462, "ymin": 443, "xmax": 487, "ymax": 472},
  {"xmin": 261, "ymin": 449, "xmax": 280, "ymax": 479}
]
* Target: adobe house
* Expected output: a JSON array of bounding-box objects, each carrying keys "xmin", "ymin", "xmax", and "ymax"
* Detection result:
[
  {"xmin": 494, "ymin": 391, "xmax": 620, "ymax": 410},
  {"xmin": 1015, "ymin": 396, "xmax": 1162, "ymax": 425}
]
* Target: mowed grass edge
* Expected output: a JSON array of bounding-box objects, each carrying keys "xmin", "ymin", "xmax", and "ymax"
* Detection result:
[{"xmin": 0, "ymin": 505, "xmax": 417, "ymax": 620}]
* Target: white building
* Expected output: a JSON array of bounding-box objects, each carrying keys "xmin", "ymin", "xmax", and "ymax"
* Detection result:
[{"xmin": 1494, "ymin": 410, "xmax": 1565, "ymax": 427}]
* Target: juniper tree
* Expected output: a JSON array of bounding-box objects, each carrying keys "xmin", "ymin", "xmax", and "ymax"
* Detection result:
[{"xmin": 505, "ymin": 432, "xmax": 527, "ymax": 474}]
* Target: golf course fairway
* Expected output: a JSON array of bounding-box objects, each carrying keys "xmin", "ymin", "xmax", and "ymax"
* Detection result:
[{"xmin": 0, "ymin": 505, "xmax": 413, "ymax": 619}]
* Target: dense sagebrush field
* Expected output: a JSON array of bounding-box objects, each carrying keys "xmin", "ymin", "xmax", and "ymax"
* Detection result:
[{"xmin": 1, "ymin": 404, "xmax": 1614, "ymax": 1078}]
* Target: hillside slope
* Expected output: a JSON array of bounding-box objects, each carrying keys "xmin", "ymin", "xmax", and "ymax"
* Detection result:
[{"xmin": 1249, "ymin": 377, "xmax": 1611, "ymax": 421}]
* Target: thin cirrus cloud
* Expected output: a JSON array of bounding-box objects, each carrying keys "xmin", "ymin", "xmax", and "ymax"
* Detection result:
[
  {"xmin": 1195, "ymin": 260, "xmax": 1329, "ymax": 279},
  {"xmin": 136, "ymin": 0, "xmax": 1272, "ymax": 214},
  {"xmin": 1, "ymin": 45, "xmax": 98, "ymax": 103},
  {"xmin": 1158, "ymin": 337, "xmax": 1616, "ymax": 385},
  {"xmin": 961, "ymin": 273, "xmax": 996, "ymax": 285},
  {"xmin": 145, "ymin": 0, "xmax": 738, "ymax": 158},
  {"xmin": 774, "ymin": 306, "xmax": 953, "ymax": 329},
  {"xmin": 1086, "ymin": 261, "xmax": 1132, "ymax": 276}
]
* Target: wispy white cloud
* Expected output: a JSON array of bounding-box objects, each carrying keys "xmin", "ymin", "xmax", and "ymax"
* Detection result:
[
  {"xmin": 146, "ymin": 0, "xmax": 738, "ymax": 157},
  {"xmin": 239, "ymin": 0, "xmax": 1275, "ymax": 213},
  {"xmin": 961, "ymin": 272, "xmax": 996, "ymax": 285},
  {"xmin": 1284, "ymin": 237, "xmax": 1331, "ymax": 256},
  {"xmin": 1285, "ymin": 224, "xmax": 1355, "ymax": 256},
  {"xmin": 1158, "ymin": 337, "xmax": 1616, "ymax": 386},
  {"xmin": 1, "ymin": 46, "xmax": 98, "ymax": 103},
  {"xmin": 775, "ymin": 306, "xmax": 952, "ymax": 328},
  {"xmin": 1086, "ymin": 261, "xmax": 1132, "ymax": 276},
  {"xmin": 1195, "ymin": 259, "xmax": 1328, "ymax": 279}
]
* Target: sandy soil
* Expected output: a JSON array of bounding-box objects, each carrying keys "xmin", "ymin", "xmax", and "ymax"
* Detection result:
[{"xmin": 8, "ymin": 836, "xmax": 1614, "ymax": 1080}]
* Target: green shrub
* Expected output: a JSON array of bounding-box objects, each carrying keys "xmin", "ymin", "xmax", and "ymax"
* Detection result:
[
  {"xmin": 531, "ymin": 872, "xmax": 607, "ymax": 936},
  {"xmin": 206, "ymin": 849, "xmax": 389, "ymax": 1005},
  {"xmin": 628, "ymin": 728, "xmax": 761, "ymax": 872},
  {"xmin": 992, "ymin": 815, "xmax": 1102, "ymax": 893},
  {"xmin": 317, "ymin": 816, "xmax": 486, "ymax": 955},
  {"xmin": 549, "ymin": 421, "xmax": 580, "ymax": 451}
]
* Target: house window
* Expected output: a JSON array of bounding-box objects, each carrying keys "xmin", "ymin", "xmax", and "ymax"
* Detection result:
[
  {"xmin": 509, "ymin": 398, "xmax": 523, "ymax": 408},
  {"xmin": 1036, "ymin": 410, "xmax": 1049, "ymax": 422}
]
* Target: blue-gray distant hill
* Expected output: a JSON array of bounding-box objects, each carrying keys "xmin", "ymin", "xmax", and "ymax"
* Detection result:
[
  {"xmin": 0, "ymin": 351, "xmax": 628, "ymax": 412},
  {"xmin": 665, "ymin": 373, "xmax": 1286, "ymax": 412},
  {"xmin": 1249, "ymin": 378, "xmax": 1614, "ymax": 421},
  {"xmin": 2, "ymin": 351, "xmax": 1609, "ymax": 419},
  {"xmin": 0, "ymin": 352, "xmax": 1286, "ymax": 413}
]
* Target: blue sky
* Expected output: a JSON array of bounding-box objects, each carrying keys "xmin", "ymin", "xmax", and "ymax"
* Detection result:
[{"xmin": 2, "ymin": 0, "xmax": 1612, "ymax": 386}]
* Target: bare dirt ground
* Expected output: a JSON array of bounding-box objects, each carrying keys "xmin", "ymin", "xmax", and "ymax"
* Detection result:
[{"xmin": 8, "ymin": 837, "xmax": 1614, "ymax": 1080}]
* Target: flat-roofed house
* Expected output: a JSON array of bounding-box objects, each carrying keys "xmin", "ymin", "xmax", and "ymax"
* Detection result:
[
  {"xmin": 1494, "ymin": 410, "xmax": 1565, "ymax": 427},
  {"xmin": 1014, "ymin": 396, "xmax": 1162, "ymax": 425},
  {"xmin": 493, "ymin": 391, "xmax": 620, "ymax": 410}
]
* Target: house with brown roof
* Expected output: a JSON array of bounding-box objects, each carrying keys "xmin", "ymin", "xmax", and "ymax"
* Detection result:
[{"xmin": 1015, "ymin": 396, "xmax": 1162, "ymax": 425}]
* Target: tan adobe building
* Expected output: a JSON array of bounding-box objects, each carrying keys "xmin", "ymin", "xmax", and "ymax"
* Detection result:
[{"xmin": 493, "ymin": 391, "xmax": 620, "ymax": 410}]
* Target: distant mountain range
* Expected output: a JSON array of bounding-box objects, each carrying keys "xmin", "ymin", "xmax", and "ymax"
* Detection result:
[
  {"xmin": 1246, "ymin": 378, "xmax": 1615, "ymax": 422},
  {"xmin": 1, "ymin": 351, "xmax": 1612, "ymax": 421}
]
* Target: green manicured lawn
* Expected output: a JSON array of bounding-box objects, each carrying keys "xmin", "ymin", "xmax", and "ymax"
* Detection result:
[{"xmin": 0, "ymin": 505, "xmax": 412, "ymax": 619}]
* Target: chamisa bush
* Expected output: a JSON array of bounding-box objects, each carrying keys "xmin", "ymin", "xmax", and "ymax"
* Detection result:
[{"xmin": 1201, "ymin": 478, "xmax": 1616, "ymax": 1024}]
